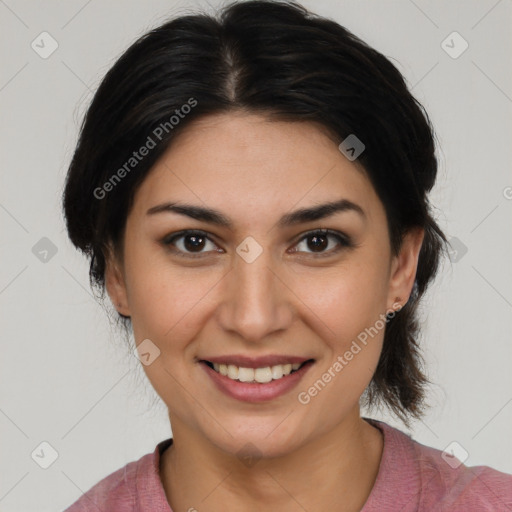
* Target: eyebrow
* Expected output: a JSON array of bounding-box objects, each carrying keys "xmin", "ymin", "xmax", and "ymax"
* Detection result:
[{"xmin": 146, "ymin": 198, "xmax": 365, "ymax": 229}]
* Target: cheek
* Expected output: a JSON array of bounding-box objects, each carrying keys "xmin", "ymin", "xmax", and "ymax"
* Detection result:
[
  {"xmin": 125, "ymin": 263, "xmax": 218, "ymax": 408},
  {"xmin": 128, "ymin": 272, "xmax": 204, "ymax": 342},
  {"xmin": 294, "ymin": 255, "xmax": 389, "ymax": 392},
  {"xmin": 304, "ymin": 257, "xmax": 390, "ymax": 341},
  {"xmin": 295, "ymin": 267, "xmax": 387, "ymax": 419},
  {"xmin": 125, "ymin": 248, "xmax": 226, "ymax": 359}
]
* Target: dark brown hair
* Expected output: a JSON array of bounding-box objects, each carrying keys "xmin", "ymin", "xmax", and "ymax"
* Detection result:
[{"xmin": 62, "ymin": 0, "xmax": 448, "ymax": 424}]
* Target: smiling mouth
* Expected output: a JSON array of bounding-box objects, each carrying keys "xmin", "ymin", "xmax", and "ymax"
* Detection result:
[{"xmin": 201, "ymin": 359, "xmax": 315, "ymax": 384}]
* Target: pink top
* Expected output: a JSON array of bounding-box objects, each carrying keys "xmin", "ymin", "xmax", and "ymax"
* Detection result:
[{"xmin": 63, "ymin": 419, "xmax": 512, "ymax": 511}]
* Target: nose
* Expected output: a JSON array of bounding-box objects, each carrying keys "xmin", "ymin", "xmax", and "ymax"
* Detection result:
[{"xmin": 216, "ymin": 246, "xmax": 294, "ymax": 343}]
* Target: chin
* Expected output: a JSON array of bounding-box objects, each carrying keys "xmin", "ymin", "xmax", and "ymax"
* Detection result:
[{"xmin": 203, "ymin": 420, "xmax": 306, "ymax": 461}]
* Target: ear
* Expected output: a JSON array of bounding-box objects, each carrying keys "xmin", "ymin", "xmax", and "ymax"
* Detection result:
[
  {"xmin": 387, "ymin": 227, "xmax": 424, "ymax": 310},
  {"xmin": 104, "ymin": 242, "xmax": 131, "ymax": 317}
]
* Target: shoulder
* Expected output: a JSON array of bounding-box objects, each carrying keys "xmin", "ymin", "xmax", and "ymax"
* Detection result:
[
  {"xmin": 63, "ymin": 438, "xmax": 173, "ymax": 512},
  {"xmin": 411, "ymin": 436, "xmax": 512, "ymax": 510},
  {"xmin": 365, "ymin": 419, "xmax": 512, "ymax": 511},
  {"xmin": 62, "ymin": 456, "xmax": 142, "ymax": 511}
]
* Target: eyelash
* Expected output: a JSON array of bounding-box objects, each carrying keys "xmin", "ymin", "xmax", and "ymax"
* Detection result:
[{"xmin": 161, "ymin": 229, "xmax": 352, "ymax": 259}]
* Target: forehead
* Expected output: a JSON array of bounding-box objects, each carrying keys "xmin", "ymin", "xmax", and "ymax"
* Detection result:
[{"xmin": 129, "ymin": 112, "xmax": 382, "ymax": 230}]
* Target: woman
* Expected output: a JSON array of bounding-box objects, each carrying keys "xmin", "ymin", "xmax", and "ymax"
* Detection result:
[{"xmin": 62, "ymin": 1, "xmax": 512, "ymax": 510}]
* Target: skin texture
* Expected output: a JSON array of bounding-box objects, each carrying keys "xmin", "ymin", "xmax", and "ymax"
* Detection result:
[{"xmin": 105, "ymin": 112, "xmax": 424, "ymax": 512}]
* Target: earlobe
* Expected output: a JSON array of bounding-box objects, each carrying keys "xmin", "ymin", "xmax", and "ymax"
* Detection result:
[{"xmin": 387, "ymin": 227, "xmax": 424, "ymax": 310}]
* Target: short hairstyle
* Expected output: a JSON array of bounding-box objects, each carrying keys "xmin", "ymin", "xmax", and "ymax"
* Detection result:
[{"xmin": 62, "ymin": 0, "xmax": 448, "ymax": 424}]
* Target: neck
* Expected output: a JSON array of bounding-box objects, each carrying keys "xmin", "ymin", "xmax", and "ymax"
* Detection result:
[{"xmin": 160, "ymin": 411, "xmax": 384, "ymax": 512}]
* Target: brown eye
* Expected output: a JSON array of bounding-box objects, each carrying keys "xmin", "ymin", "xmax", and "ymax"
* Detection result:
[
  {"xmin": 163, "ymin": 230, "xmax": 220, "ymax": 257},
  {"xmin": 292, "ymin": 229, "xmax": 351, "ymax": 256},
  {"xmin": 181, "ymin": 233, "xmax": 207, "ymax": 252}
]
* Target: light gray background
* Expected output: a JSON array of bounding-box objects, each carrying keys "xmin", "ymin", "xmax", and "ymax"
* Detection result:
[{"xmin": 1, "ymin": 0, "xmax": 511, "ymax": 510}]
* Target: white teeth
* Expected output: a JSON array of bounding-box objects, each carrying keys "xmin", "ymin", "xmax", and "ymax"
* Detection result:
[
  {"xmin": 271, "ymin": 365, "xmax": 283, "ymax": 379},
  {"xmin": 254, "ymin": 367, "xmax": 273, "ymax": 383},
  {"xmin": 208, "ymin": 361, "xmax": 308, "ymax": 383},
  {"xmin": 238, "ymin": 367, "xmax": 255, "ymax": 382},
  {"xmin": 227, "ymin": 364, "xmax": 239, "ymax": 379}
]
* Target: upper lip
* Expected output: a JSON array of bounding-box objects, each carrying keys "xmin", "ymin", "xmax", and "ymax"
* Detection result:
[{"xmin": 200, "ymin": 355, "xmax": 314, "ymax": 368}]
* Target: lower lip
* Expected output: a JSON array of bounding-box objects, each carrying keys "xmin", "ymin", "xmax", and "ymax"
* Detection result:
[{"xmin": 200, "ymin": 360, "xmax": 314, "ymax": 403}]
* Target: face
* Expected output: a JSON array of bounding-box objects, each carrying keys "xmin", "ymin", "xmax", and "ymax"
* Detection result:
[{"xmin": 106, "ymin": 112, "xmax": 422, "ymax": 458}]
